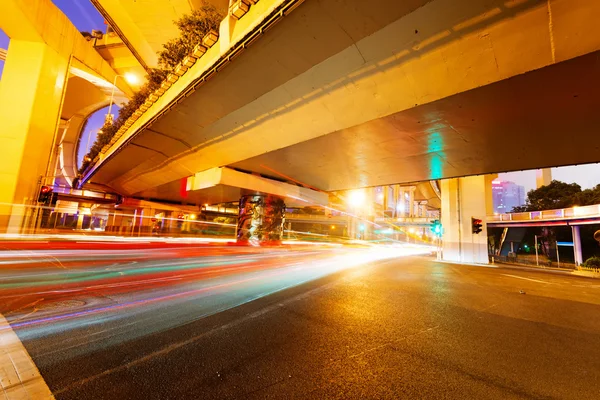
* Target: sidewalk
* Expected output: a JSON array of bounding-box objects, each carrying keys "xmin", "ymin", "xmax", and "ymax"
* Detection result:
[
  {"xmin": 492, "ymin": 260, "xmax": 600, "ymax": 279},
  {"xmin": 0, "ymin": 314, "xmax": 54, "ymax": 399}
]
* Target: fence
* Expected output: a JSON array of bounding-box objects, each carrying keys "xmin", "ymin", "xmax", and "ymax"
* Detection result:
[{"xmin": 491, "ymin": 255, "xmax": 577, "ymax": 270}]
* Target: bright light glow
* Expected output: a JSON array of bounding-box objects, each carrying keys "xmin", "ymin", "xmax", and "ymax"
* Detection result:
[
  {"xmin": 331, "ymin": 225, "xmax": 335, "ymax": 230},
  {"xmin": 396, "ymin": 202, "xmax": 405, "ymax": 212},
  {"xmin": 124, "ymin": 73, "xmax": 139, "ymax": 85},
  {"xmin": 189, "ymin": 214, "xmax": 197, "ymax": 220},
  {"xmin": 0, "ymin": 242, "xmax": 433, "ymax": 354},
  {"xmin": 348, "ymin": 190, "xmax": 366, "ymax": 207},
  {"xmin": 408, "ymin": 228, "xmax": 415, "ymax": 234}
]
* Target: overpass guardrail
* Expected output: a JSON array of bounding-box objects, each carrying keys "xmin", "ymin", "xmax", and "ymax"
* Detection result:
[{"xmin": 487, "ymin": 204, "xmax": 600, "ymax": 223}]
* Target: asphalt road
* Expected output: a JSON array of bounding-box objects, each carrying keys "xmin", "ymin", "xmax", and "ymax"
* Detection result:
[{"xmin": 3, "ymin": 247, "xmax": 600, "ymax": 399}]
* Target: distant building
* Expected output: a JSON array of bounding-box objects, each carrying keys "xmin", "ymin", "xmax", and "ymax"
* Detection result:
[{"xmin": 492, "ymin": 180, "xmax": 526, "ymax": 213}]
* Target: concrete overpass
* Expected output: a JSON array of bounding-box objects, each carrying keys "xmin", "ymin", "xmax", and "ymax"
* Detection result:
[
  {"xmin": 4, "ymin": 0, "xmax": 598, "ymax": 255},
  {"xmin": 0, "ymin": 0, "xmax": 138, "ymax": 232},
  {"xmin": 487, "ymin": 204, "xmax": 600, "ymax": 265},
  {"xmin": 73, "ymin": 0, "xmax": 600, "ymax": 251},
  {"xmin": 488, "ymin": 205, "xmax": 600, "ymax": 228},
  {"xmin": 81, "ymin": 0, "xmax": 600, "ymax": 199}
]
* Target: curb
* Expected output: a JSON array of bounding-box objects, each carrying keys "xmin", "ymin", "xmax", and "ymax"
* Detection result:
[{"xmin": 491, "ymin": 262, "xmax": 600, "ymax": 279}]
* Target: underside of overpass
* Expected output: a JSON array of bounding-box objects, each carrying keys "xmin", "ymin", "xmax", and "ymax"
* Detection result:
[{"xmin": 82, "ymin": 0, "xmax": 600, "ymax": 208}]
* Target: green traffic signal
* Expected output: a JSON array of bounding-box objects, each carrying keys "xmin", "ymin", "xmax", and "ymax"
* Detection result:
[{"xmin": 430, "ymin": 220, "xmax": 442, "ymax": 237}]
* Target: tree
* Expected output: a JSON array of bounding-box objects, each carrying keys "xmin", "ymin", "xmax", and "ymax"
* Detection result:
[
  {"xmin": 512, "ymin": 181, "xmax": 600, "ymax": 213},
  {"xmin": 526, "ymin": 180, "xmax": 582, "ymax": 211},
  {"xmin": 572, "ymin": 185, "xmax": 600, "ymax": 206},
  {"xmin": 158, "ymin": 3, "xmax": 222, "ymax": 70}
]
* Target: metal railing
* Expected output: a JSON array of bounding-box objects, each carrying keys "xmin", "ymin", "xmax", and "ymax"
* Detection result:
[
  {"xmin": 488, "ymin": 204, "xmax": 600, "ymax": 223},
  {"xmin": 375, "ymin": 216, "xmax": 435, "ymax": 224},
  {"xmin": 53, "ymin": 186, "xmax": 118, "ymax": 201},
  {"xmin": 492, "ymin": 255, "xmax": 577, "ymax": 270},
  {"xmin": 286, "ymin": 214, "xmax": 347, "ymax": 221}
]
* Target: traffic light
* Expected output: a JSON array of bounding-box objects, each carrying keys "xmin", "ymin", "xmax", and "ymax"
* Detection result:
[
  {"xmin": 430, "ymin": 220, "xmax": 442, "ymax": 237},
  {"xmin": 37, "ymin": 186, "xmax": 52, "ymax": 204},
  {"xmin": 471, "ymin": 217, "xmax": 483, "ymax": 234}
]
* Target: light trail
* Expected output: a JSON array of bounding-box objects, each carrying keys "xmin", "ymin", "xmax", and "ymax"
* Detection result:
[{"xmin": 0, "ymin": 241, "xmax": 432, "ymax": 365}]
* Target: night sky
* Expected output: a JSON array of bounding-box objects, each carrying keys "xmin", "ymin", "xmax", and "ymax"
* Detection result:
[{"xmin": 1, "ymin": 1, "xmax": 599, "ymax": 187}]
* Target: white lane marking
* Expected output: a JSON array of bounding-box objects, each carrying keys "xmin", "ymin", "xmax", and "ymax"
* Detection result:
[
  {"xmin": 501, "ymin": 274, "xmax": 554, "ymax": 284},
  {"xmin": 0, "ymin": 313, "xmax": 54, "ymax": 399}
]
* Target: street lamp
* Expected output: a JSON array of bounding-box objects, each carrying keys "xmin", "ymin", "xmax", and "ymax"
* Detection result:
[
  {"xmin": 106, "ymin": 73, "xmax": 139, "ymax": 124},
  {"xmin": 348, "ymin": 190, "xmax": 366, "ymax": 208}
]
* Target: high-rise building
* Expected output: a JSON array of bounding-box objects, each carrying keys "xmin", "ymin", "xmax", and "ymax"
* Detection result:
[{"xmin": 492, "ymin": 180, "xmax": 526, "ymax": 213}]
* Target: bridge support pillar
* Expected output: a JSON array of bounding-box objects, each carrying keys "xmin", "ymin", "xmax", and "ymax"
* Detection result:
[
  {"xmin": 572, "ymin": 225, "xmax": 583, "ymax": 266},
  {"xmin": 441, "ymin": 175, "xmax": 496, "ymax": 264},
  {"xmin": 236, "ymin": 194, "xmax": 286, "ymax": 245},
  {"xmin": 0, "ymin": 39, "xmax": 69, "ymax": 233}
]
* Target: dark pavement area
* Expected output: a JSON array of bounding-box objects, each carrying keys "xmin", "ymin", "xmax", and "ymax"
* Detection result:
[{"xmin": 13, "ymin": 255, "xmax": 600, "ymax": 399}]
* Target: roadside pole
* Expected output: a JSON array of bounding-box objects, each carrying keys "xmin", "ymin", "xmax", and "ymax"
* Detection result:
[{"xmin": 535, "ymin": 235, "xmax": 539, "ymax": 266}]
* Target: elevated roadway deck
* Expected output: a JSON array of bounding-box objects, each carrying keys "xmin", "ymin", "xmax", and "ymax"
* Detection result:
[{"xmin": 81, "ymin": 0, "xmax": 600, "ymax": 206}]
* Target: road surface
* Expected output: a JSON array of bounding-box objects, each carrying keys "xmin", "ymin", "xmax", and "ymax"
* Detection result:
[{"xmin": 1, "ymin": 243, "xmax": 599, "ymax": 399}]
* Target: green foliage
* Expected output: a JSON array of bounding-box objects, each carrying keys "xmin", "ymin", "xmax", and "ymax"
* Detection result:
[
  {"xmin": 526, "ymin": 180, "xmax": 582, "ymax": 210},
  {"xmin": 78, "ymin": 2, "xmax": 223, "ymax": 177},
  {"xmin": 510, "ymin": 205, "xmax": 528, "ymax": 213},
  {"xmin": 512, "ymin": 180, "xmax": 600, "ymax": 212},
  {"xmin": 158, "ymin": 3, "xmax": 222, "ymax": 70},
  {"xmin": 582, "ymin": 256, "xmax": 600, "ymax": 270}
]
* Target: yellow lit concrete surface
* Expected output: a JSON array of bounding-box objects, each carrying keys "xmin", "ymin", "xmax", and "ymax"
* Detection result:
[
  {"xmin": 0, "ymin": 0, "xmax": 133, "ymax": 98},
  {"xmin": 0, "ymin": 40, "xmax": 69, "ymax": 232},
  {"xmin": 441, "ymin": 175, "xmax": 496, "ymax": 264},
  {"xmin": 536, "ymin": 168, "xmax": 553, "ymax": 188},
  {"xmin": 91, "ymin": 0, "xmax": 228, "ymax": 69},
  {"xmin": 0, "ymin": 0, "xmax": 135, "ymax": 232},
  {"xmin": 93, "ymin": 32, "xmax": 147, "ymax": 88},
  {"xmin": 84, "ymin": 0, "xmax": 600, "ymax": 202}
]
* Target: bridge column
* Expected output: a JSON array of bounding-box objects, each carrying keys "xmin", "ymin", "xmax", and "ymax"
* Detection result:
[
  {"xmin": 392, "ymin": 185, "xmax": 400, "ymax": 218},
  {"xmin": 236, "ymin": 194, "xmax": 285, "ymax": 245},
  {"xmin": 398, "ymin": 188, "xmax": 406, "ymax": 217},
  {"xmin": 0, "ymin": 39, "xmax": 69, "ymax": 233},
  {"xmin": 572, "ymin": 225, "xmax": 583, "ymax": 266},
  {"xmin": 441, "ymin": 175, "xmax": 495, "ymax": 264},
  {"xmin": 408, "ymin": 187, "xmax": 415, "ymax": 217}
]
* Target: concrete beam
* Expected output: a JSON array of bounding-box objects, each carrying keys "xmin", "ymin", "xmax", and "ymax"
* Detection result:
[
  {"xmin": 0, "ymin": 0, "xmax": 134, "ymax": 97},
  {"xmin": 91, "ymin": 0, "xmax": 165, "ymax": 69},
  {"xmin": 188, "ymin": 167, "xmax": 329, "ymax": 206}
]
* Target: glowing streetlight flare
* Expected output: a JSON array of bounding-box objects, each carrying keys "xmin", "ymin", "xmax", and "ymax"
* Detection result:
[
  {"xmin": 348, "ymin": 190, "xmax": 366, "ymax": 207},
  {"xmin": 123, "ymin": 72, "xmax": 139, "ymax": 85}
]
